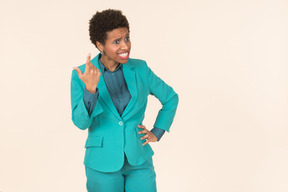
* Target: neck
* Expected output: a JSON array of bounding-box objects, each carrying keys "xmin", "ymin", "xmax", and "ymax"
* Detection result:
[{"xmin": 100, "ymin": 56, "xmax": 119, "ymax": 72}]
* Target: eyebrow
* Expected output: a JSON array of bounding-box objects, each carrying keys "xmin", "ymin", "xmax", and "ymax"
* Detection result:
[{"xmin": 113, "ymin": 33, "xmax": 130, "ymax": 42}]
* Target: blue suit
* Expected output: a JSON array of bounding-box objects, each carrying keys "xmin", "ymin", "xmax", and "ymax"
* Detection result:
[{"xmin": 71, "ymin": 54, "xmax": 179, "ymax": 173}]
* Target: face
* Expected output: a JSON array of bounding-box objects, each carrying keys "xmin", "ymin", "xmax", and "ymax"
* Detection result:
[{"xmin": 97, "ymin": 27, "xmax": 131, "ymax": 67}]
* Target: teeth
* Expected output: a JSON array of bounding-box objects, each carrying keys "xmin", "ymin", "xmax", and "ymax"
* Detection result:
[{"xmin": 119, "ymin": 52, "xmax": 128, "ymax": 57}]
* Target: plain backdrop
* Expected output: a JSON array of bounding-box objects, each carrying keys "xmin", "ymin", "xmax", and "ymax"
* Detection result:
[{"xmin": 0, "ymin": 0, "xmax": 288, "ymax": 191}]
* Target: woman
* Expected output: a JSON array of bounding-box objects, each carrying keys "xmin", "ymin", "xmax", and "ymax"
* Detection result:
[{"xmin": 71, "ymin": 9, "xmax": 178, "ymax": 192}]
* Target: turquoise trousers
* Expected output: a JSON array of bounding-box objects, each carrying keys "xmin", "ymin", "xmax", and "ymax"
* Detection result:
[{"xmin": 85, "ymin": 155, "xmax": 157, "ymax": 192}]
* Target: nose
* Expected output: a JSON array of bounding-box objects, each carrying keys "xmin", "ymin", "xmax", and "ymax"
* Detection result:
[{"xmin": 120, "ymin": 41, "xmax": 130, "ymax": 51}]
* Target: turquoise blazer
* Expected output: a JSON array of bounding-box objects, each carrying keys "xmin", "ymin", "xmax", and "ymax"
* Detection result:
[{"xmin": 71, "ymin": 54, "xmax": 179, "ymax": 172}]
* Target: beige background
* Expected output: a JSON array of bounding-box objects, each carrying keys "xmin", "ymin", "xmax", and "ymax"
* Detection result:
[{"xmin": 1, "ymin": 0, "xmax": 288, "ymax": 191}]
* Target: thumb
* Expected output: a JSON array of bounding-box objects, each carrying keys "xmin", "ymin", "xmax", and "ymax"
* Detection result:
[{"xmin": 73, "ymin": 67, "xmax": 83, "ymax": 78}]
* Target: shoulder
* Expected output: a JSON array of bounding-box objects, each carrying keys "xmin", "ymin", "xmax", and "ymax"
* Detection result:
[{"xmin": 126, "ymin": 58, "xmax": 149, "ymax": 70}]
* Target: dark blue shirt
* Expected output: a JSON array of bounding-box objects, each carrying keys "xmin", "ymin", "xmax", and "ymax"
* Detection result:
[{"xmin": 83, "ymin": 58, "xmax": 165, "ymax": 141}]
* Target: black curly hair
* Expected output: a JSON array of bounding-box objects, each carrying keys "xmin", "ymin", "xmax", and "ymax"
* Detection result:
[{"xmin": 89, "ymin": 9, "xmax": 130, "ymax": 48}]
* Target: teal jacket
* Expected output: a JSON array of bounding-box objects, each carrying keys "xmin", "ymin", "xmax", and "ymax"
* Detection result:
[{"xmin": 71, "ymin": 54, "xmax": 179, "ymax": 172}]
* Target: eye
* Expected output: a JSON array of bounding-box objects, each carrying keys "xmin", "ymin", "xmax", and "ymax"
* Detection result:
[
  {"xmin": 113, "ymin": 40, "xmax": 120, "ymax": 44},
  {"xmin": 125, "ymin": 36, "xmax": 130, "ymax": 42}
]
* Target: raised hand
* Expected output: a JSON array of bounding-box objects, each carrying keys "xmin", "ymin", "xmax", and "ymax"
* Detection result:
[{"xmin": 73, "ymin": 53, "xmax": 101, "ymax": 93}]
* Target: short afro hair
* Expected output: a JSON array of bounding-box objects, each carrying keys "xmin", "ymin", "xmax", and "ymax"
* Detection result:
[{"xmin": 89, "ymin": 9, "xmax": 130, "ymax": 48}]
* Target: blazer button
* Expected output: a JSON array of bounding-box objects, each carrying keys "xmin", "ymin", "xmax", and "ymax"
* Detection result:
[{"xmin": 119, "ymin": 121, "xmax": 123, "ymax": 126}]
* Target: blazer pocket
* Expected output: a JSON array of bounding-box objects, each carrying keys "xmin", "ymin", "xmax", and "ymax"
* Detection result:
[{"xmin": 84, "ymin": 136, "xmax": 103, "ymax": 148}]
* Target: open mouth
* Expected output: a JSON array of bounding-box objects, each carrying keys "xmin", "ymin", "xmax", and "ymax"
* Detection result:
[{"xmin": 118, "ymin": 52, "xmax": 129, "ymax": 59}]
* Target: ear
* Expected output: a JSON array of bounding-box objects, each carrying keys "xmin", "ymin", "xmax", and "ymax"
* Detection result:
[{"xmin": 96, "ymin": 41, "xmax": 104, "ymax": 52}]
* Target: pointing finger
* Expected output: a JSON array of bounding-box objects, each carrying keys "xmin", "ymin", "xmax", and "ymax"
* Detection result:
[{"xmin": 86, "ymin": 53, "xmax": 91, "ymax": 65}]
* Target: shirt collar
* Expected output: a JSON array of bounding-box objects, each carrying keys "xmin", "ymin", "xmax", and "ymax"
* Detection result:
[{"xmin": 98, "ymin": 56, "xmax": 122, "ymax": 73}]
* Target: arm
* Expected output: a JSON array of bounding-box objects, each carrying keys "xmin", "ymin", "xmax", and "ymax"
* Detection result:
[
  {"xmin": 147, "ymin": 64, "xmax": 179, "ymax": 133},
  {"xmin": 71, "ymin": 70, "xmax": 103, "ymax": 130},
  {"xmin": 83, "ymin": 88, "xmax": 99, "ymax": 116},
  {"xmin": 139, "ymin": 63, "xmax": 179, "ymax": 145},
  {"xmin": 150, "ymin": 127, "xmax": 165, "ymax": 141},
  {"xmin": 71, "ymin": 53, "xmax": 102, "ymax": 130}
]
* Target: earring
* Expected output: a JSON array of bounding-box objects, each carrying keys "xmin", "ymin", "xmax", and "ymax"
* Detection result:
[{"xmin": 100, "ymin": 51, "xmax": 103, "ymax": 55}]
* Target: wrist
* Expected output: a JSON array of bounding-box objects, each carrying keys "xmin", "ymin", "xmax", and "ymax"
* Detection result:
[{"xmin": 85, "ymin": 86, "xmax": 97, "ymax": 94}]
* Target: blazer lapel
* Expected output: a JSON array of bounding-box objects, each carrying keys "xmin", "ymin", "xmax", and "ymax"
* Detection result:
[
  {"xmin": 121, "ymin": 61, "xmax": 138, "ymax": 118},
  {"xmin": 91, "ymin": 54, "xmax": 121, "ymax": 120}
]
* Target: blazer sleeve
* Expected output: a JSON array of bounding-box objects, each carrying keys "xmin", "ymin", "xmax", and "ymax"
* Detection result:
[
  {"xmin": 70, "ymin": 69, "xmax": 103, "ymax": 130},
  {"xmin": 83, "ymin": 88, "xmax": 99, "ymax": 116},
  {"xmin": 146, "ymin": 63, "xmax": 179, "ymax": 132}
]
